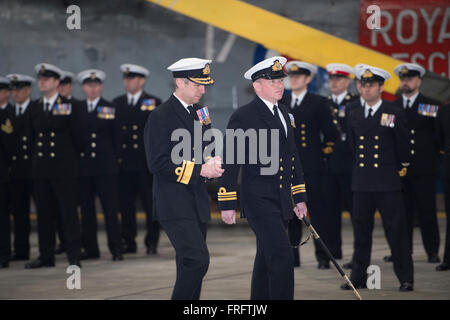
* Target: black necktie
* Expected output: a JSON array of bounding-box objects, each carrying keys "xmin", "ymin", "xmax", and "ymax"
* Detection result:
[
  {"xmin": 273, "ymin": 105, "xmax": 286, "ymax": 137},
  {"xmin": 367, "ymin": 108, "xmax": 373, "ymax": 118},
  {"xmin": 187, "ymin": 105, "xmax": 199, "ymax": 121},
  {"xmin": 45, "ymin": 102, "xmax": 50, "ymax": 113},
  {"xmin": 129, "ymin": 97, "xmax": 134, "ymax": 107},
  {"xmin": 293, "ymin": 98, "xmax": 299, "ymax": 109},
  {"xmin": 405, "ymin": 99, "xmax": 410, "ymax": 109}
]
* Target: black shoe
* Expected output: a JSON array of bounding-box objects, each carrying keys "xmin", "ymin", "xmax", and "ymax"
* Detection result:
[
  {"xmin": 25, "ymin": 258, "xmax": 55, "ymax": 269},
  {"xmin": 428, "ymin": 254, "xmax": 441, "ymax": 263},
  {"xmin": 146, "ymin": 247, "xmax": 157, "ymax": 255},
  {"xmin": 399, "ymin": 282, "xmax": 414, "ymax": 292},
  {"xmin": 55, "ymin": 244, "xmax": 65, "ymax": 255},
  {"xmin": 436, "ymin": 262, "xmax": 450, "ymax": 271},
  {"xmin": 121, "ymin": 245, "xmax": 137, "ymax": 254},
  {"xmin": 0, "ymin": 261, "xmax": 9, "ymax": 269},
  {"xmin": 80, "ymin": 251, "xmax": 100, "ymax": 260},
  {"xmin": 343, "ymin": 261, "xmax": 352, "ymax": 269},
  {"xmin": 340, "ymin": 282, "xmax": 366, "ymax": 290},
  {"xmin": 11, "ymin": 254, "xmax": 29, "ymax": 261},
  {"xmin": 112, "ymin": 253, "xmax": 124, "ymax": 261},
  {"xmin": 383, "ymin": 255, "xmax": 393, "ymax": 262},
  {"xmin": 318, "ymin": 261, "xmax": 330, "ymax": 269}
]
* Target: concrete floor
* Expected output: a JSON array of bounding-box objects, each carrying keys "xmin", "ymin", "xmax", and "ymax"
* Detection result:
[{"xmin": 0, "ymin": 216, "xmax": 449, "ymax": 300}]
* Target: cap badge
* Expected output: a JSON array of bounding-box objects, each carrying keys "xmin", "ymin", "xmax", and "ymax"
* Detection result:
[
  {"xmin": 362, "ymin": 69, "xmax": 373, "ymax": 79},
  {"xmin": 40, "ymin": 65, "xmax": 46, "ymax": 73},
  {"xmin": 90, "ymin": 72, "xmax": 96, "ymax": 80},
  {"xmin": 272, "ymin": 60, "xmax": 282, "ymax": 72},
  {"xmin": 202, "ymin": 64, "xmax": 210, "ymax": 75},
  {"xmin": 289, "ymin": 64, "xmax": 299, "ymax": 72},
  {"xmin": 400, "ymin": 66, "xmax": 409, "ymax": 75}
]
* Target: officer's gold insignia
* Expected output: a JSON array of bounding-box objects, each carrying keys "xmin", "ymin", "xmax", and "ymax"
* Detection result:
[
  {"xmin": 1, "ymin": 119, "xmax": 13, "ymax": 134},
  {"xmin": 12, "ymin": 75, "xmax": 18, "ymax": 81},
  {"xmin": 91, "ymin": 72, "xmax": 96, "ymax": 80},
  {"xmin": 56, "ymin": 97, "xmax": 61, "ymax": 104},
  {"xmin": 345, "ymin": 95, "xmax": 351, "ymax": 100},
  {"xmin": 289, "ymin": 65, "xmax": 299, "ymax": 72},
  {"xmin": 400, "ymin": 66, "xmax": 409, "ymax": 75},
  {"xmin": 202, "ymin": 64, "xmax": 210, "ymax": 75},
  {"xmin": 272, "ymin": 60, "xmax": 282, "ymax": 72},
  {"xmin": 125, "ymin": 67, "xmax": 130, "ymax": 75},
  {"xmin": 40, "ymin": 65, "xmax": 45, "ymax": 73},
  {"xmin": 362, "ymin": 69, "xmax": 373, "ymax": 79}
]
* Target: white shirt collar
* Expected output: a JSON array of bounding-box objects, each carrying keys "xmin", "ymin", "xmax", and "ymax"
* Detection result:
[
  {"xmin": 173, "ymin": 93, "xmax": 192, "ymax": 113},
  {"xmin": 291, "ymin": 90, "xmax": 307, "ymax": 108},
  {"xmin": 0, "ymin": 102, "xmax": 8, "ymax": 110},
  {"xmin": 87, "ymin": 97, "xmax": 101, "ymax": 111},
  {"xmin": 365, "ymin": 99, "xmax": 383, "ymax": 118},
  {"xmin": 127, "ymin": 90, "xmax": 142, "ymax": 105},
  {"xmin": 43, "ymin": 92, "xmax": 59, "ymax": 108},
  {"xmin": 16, "ymin": 98, "xmax": 31, "ymax": 114},
  {"xmin": 259, "ymin": 96, "xmax": 278, "ymax": 114},
  {"xmin": 332, "ymin": 91, "xmax": 348, "ymax": 105},
  {"xmin": 360, "ymin": 96, "xmax": 365, "ymax": 107},
  {"xmin": 402, "ymin": 91, "xmax": 419, "ymax": 108}
]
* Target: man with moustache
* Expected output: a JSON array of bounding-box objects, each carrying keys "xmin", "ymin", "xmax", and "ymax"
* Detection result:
[
  {"xmin": 25, "ymin": 63, "xmax": 87, "ymax": 269},
  {"xmin": 280, "ymin": 61, "xmax": 339, "ymax": 268},
  {"xmin": 113, "ymin": 64, "xmax": 161, "ymax": 255},
  {"xmin": 383, "ymin": 63, "xmax": 441, "ymax": 264},
  {"xmin": 144, "ymin": 58, "xmax": 223, "ymax": 300},
  {"xmin": 219, "ymin": 56, "xmax": 308, "ymax": 299},
  {"xmin": 343, "ymin": 66, "xmax": 414, "ymax": 291},
  {"xmin": 77, "ymin": 69, "xmax": 123, "ymax": 261},
  {"xmin": 3, "ymin": 74, "xmax": 35, "ymax": 262}
]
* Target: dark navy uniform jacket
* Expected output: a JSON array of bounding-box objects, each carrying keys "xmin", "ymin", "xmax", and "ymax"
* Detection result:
[
  {"xmin": 0, "ymin": 106, "xmax": 11, "ymax": 183},
  {"xmin": 144, "ymin": 94, "xmax": 211, "ymax": 223},
  {"xmin": 280, "ymin": 92, "xmax": 339, "ymax": 174},
  {"xmin": 79, "ymin": 97, "xmax": 119, "ymax": 177},
  {"xmin": 218, "ymin": 96, "xmax": 307, "ymax": 221},
  {"xmin": 347, "ymin": 100, "xmax": 410, "ymax": 192},
  {"xmin": 327, "ymin": 93, "xmax": 359, "ymax": 174},
  {"xmin": 393, "ymin": 94, "xmax": 441, "ymax": 176},
  {"xmin": 437, "ymin": 103, "xmax": 450, "ymax": 179},
  {"xmin": 2, "ymin": 102, "xmax": 34, "ymax": 180},
  {"xmin": 30, "ymin": 96, "xmax": 88, "ymax": 179},
  {"xmin": 114, "ymin": 91, "xmax": 162, "ymax": 173}
]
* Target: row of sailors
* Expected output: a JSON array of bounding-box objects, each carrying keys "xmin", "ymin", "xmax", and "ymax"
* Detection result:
[{"xmin": 0, "ymin": 63, "xmax": 161, "ymax": 268}]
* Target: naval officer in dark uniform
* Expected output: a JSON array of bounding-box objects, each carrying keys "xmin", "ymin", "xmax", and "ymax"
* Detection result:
[
  {"xmin": 389, "ymin": 63, "xmax": 441, "ymax": 263},
  {"xmin": 3, "ymin": 74, "xmax": 35, "ymax": 261},
  {"xmin": 325, "ymin": 63, "xmax": 359, "ymax": 260},
  {"xmin": 25, "ymin": 63, "xmax": 87, "ymax": 269},
  {"xmin": 219, "ymin": 56, "xmax": 308, "ymax": 300},
  {"xmin": 77, "ymin": 69, "xmax": 123, "ymax": 261},
  {"xmin": 113, "ymin": 64, "xmax": 161, "ymax": 255},
  {"xmin": 144, "ymin": 58, "xmax": 223, "ymax": 300},
  {"xmin": 342, "ymin": 66, "xmax": 414, "ymax": 292},
  {"xmin": 0, "ymin": 76, "xmax": 12, "ymax": 268},
  {"xmin": 280, "ymin": 61, "xmax": 339, "ymax": 268},
  {"xmin": 436, "ymin": 103, "xmax": 450, "ymax": 271}
]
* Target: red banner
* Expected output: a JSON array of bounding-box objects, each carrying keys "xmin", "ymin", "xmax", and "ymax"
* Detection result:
[{"xmin": 359, "ymin": 0, "xmax": 450, "ymax": 79}]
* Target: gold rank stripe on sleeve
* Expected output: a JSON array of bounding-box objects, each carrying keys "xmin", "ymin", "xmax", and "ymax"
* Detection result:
[
  {"xmin": 291, "ymin": 184, "xmax": 306, "ymax": 195},
  {"xmin": 218, "ymin": 187, "xmax": 237, "ymax": 201},
  {"xmin": 174, "ymin": 160, "xmax": 195, "ymax": 185}
]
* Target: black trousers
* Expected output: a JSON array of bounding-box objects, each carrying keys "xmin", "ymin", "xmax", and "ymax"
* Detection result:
[
  {"xmin": 351, "ymin": 191, "xmax": 414, "ymax": 285},
  {"xmin": 10, "ymin": 179, "xmax": 33, "ymax": 257},
  {"xmin": 80, "ymin": 175, "xmax": 122, "ymax": 256},
  {"xmin": 402, "ymin": 174, "xmax": 440, "ymax": 257},
  {"xmin": 160, "ymin": 219, "xmax": 209, "ymax": 300},
  {"xmin": 288, "ymin": 172, "xmax": 330, "ymax": 263},
  {"xmin": 33, "ymin": 178, "xmax": 82, "ymax": 263},
  {"xmin": 247, "ymin": 214, "xmax": 294, "ymax": 300},
  {"xmin": 119, "ymin": 171, "xmax": 160, "ymax": 249},
  {"xmin": 325, "ymin": 173, "xmax": 353, "ymax": 259},
  {"xmin": 0, "ymin": 182, "xmax": 10, "ymax": 263},
  {"xmin": 443, "ymin": 177, "xmax": 450, "ymax": 264}
]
